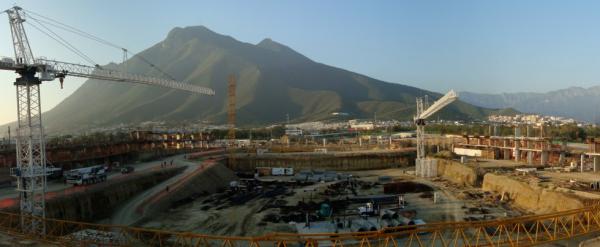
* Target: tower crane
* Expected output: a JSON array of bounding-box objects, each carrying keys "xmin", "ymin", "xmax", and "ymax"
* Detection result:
[
  {"xmin": 1, "ymin": 6, "xmax": 215, "ymax": 235},
  {"xmin": 414, "ymin": 90, "xmax": 458, "ymax": 177}
]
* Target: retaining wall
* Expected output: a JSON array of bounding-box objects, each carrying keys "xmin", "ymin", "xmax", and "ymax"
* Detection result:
[
  {"xmin": 229, "ymin": 150, "xmax": 415, "ymax": 171},
  {"xmin": 138, "ymin": 162, "xmax": 237, "ymax": 223},
  {"xmin": 47, "ymin": 167, "xmax": 185, "ymax": 222},
  {"xmin": 2, "ymin": 167, "xmax": 185, "ymax": 222},
  {"xmin": 436, "ymin": 159, "xmax": 485, "ymax": 186},
  {"xmin": 482, "ymin": 173, "xmax": 584, "ymax": 213}
]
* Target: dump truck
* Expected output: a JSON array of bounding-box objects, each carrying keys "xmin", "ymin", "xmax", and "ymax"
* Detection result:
[{"xmin": 65, "ymin": 165, "xmax": 107, "ymax": 186}]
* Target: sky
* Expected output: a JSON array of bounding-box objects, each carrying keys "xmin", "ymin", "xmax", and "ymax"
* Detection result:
[{"xmin": 1, "ymin": 0, "xmax": 600, "ymax": 125}]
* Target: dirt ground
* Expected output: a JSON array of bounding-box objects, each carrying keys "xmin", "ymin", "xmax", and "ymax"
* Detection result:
[
  {"xmin": 0, "ymin": 233, "xmax": 54, "ymax": 247},
  {"xmin": 141, "ymin": 166, "xmax": 519, "ymax": 236}
]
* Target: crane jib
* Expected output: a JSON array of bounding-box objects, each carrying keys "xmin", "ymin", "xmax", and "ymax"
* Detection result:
[
  {"xmin": 2, "ymin": 5, "xmax": 214, "ymax": 235},
  {"xmin": 36, "ymin": 59, "xmax": 215, "ymax": 95}
]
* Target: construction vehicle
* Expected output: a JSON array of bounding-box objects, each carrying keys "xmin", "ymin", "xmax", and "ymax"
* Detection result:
[
  {"xmin": 0, "ymin": 6, "xmax": 214, "ymax": 234},
  {"xmin": 45, "ymin": 166, "xmax": 62, "ymax": 180},
  {"xmin": 64, "ymin": 165, "xmax": 107, "ymax": 186},
  {"xmin": 358, "ymin": 202, "xmax": 378, "ymax": 216}
]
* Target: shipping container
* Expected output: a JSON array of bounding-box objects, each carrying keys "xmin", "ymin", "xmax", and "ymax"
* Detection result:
[
  {"xmin": 255, "ymin": 167, "xmax": 271, "ymax": 176},
  {"xmin": 272, "ymin": 167, "xmax": 285, "ymax": 176},
  {"xmin": 284, "ymin": 167, "xmax": 294, "ymax": 176}
]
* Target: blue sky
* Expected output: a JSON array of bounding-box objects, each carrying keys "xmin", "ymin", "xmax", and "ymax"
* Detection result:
[{"xmin": 0, "ymin": 0, "xmax": 600, "ymax": 124}]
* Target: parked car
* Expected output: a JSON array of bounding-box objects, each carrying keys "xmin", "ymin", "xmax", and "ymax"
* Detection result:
[{"xmin": 121, "ymin": 166, "xmax": 135, "ymax": 174}]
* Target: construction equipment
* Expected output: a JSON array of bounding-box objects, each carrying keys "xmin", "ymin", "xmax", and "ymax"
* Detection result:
[
  {"xmin": 227, "ymin": 75, "xmax": 236, "ymax": 141},
  {"xmin": 64, "ymin": 165, "xmax": 107, "ymax": 186},
  {"xmin": 227, "ymin": 75, "xmax": 236, "ymax": 166},
  {"xmin": 1, "ymin": 6, "xmax": 214, "ymax": 235},
  {"xmin": 3, "ymin": 203, "xmax": 600, "ymax": 246},
  {"xmin": 414, "ymin": 90, "xmax": 458, "ymax": 177}
]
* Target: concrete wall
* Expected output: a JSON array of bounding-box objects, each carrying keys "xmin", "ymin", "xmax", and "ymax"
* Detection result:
[
  {"xmin": 230, "ymin": 150, "xmax": 415, "ymax": 171},
  {"xmin": 482, "ymin": 173, "xmax": 584, "ymax": 213},
  {"xmin": 436, "ymin": 159, "xmax": 484, "ymax": 186},
  {"xmin": 31, "ymin": 167, "xmax": 185, "ymax": 222},
  {"xmin": 139, "ymin": 163, "xmax": 237, "ymax": 223},
  {"xmin": 0, "ymin": 168, "xmax": 8, "ymax": 187}
]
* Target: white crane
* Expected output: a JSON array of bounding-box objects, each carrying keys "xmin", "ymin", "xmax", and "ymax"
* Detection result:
[
  {"xmin": 414, "ymin": 90, "xmax": 458, "ymax": 177},
  {"xmin": 2, "ymin": 6, "xmax": 214, "ymax": 234}
]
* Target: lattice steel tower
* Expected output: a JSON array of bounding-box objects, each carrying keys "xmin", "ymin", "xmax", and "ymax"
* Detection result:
[
  {"xmin": 227, "ymin": 75, "xmax": 236, "ymax": 141},
  {"xmin": 7, "ymin": 6, "xmax": 47, "ymax": 234},
  {"xmin": 1, "ymin": 6, "xmax": 215, "ymax": 235}
]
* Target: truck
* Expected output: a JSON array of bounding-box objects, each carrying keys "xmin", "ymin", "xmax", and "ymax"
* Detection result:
[
  {"xmin": 271, "ymin": 167, "xmax": 285, "ymax": 176},
  {"xmin": 10, "ymin": 165, "xmax": 62, "ymax": 180},
  {"xmin": 45, "ymin": 166, "xmax": 63, "ymax": 180},
  {"xmin": 65, "ymin": 165, "xmax": 107, "ymax": 186},
  {"xmin": 358, "ymin": 202, "xmax": 378, "ymax": 216}
]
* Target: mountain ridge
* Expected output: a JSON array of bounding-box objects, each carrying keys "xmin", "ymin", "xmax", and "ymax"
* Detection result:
[
  {"xmin": 33, "ymin": 25, "xmax": 511, "ymax": 133},
  {"xmin": 460, "ymin": 86, "xmax": 600, "ymax": 122}
]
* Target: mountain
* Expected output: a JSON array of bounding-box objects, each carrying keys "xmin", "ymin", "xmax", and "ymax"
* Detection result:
[
  {"xmin": 460, "ymin": 86, "xmax": 600, "ymax": 123},
  {"xmin": 39, "ymin": 26, "xmax": 510, "ymax": 133}
]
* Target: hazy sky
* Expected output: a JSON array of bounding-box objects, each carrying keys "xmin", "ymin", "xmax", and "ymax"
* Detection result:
[{"xmin": 0, "ymin": 0, "xmax": 600, "ymax": 125}]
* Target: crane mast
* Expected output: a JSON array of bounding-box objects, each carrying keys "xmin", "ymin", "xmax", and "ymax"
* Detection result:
[
  {"xmin": 414, "ymin": 90, "xmax": 458, "ymax": 177},
  {"xmin": 2, "ymin": 6, "xmax": 215, "ymax": 235},
  {"xmin": 6, "ymin": 6, "xmax": 47, "ymax": 235}
]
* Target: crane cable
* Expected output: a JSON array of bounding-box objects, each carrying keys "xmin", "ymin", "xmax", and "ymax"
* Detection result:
[
  {"xmin": 22, "ymin": 8, "xmax": 178, "ymax": 81},
  {"xmin": 23, "ymin": 20, "xmax": 97, "ymax": 66}
]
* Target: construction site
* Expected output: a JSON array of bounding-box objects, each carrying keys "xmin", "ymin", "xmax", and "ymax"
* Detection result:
[{"xmin": 3, "ymin": 4, "xmax": 600, "ymax": 247}]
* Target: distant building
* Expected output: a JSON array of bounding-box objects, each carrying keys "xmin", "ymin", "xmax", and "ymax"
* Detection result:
[
  {"xmin": 285, "ymin": 129, "xmax": 303, "ymax": 136},
  {"xmin": 489, "ymin": 114, "xmax": 579, "ymax": 126},
  {"xmin": 331, "ymin": 112, "xmax": 349, "ymax": 116},
  {"xmin": 351, "ymin": 123, "xmax": 374, "ymax": 130},
  {"xmin": 392, "ymin": 132, "xmax": 416, "ymax": 138}
]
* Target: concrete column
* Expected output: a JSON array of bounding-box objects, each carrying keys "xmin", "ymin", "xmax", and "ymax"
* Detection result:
[
  {"xmin": 559, "ymin": 153, "xmax": 566, "ymax": 165},
  {"xmin": 541, "ymin": 151, "xmax": 549, "ymax": 166},
  {"xmin": 594, "ymin": 156, "xmax": 599, "ymax": 172},
  {"xmin": 527, "ymin": 151, "xmax": 533, "ymax": 165},
  {"xmin": 504, "ymin": 149, "xmax": 511, "ymax": 160},
  {"xmin": 359, "ymin": 138, "xmax": 362, "ymax": 147},
  {"xmin": 514, "ymin": 141, "xmax": 521, "ymax": 162},
  {"xmin": 323, "ymin": 138, "xmax": 326, "ymax": 147},
  {"xmin": 581, "ymin": 154, "xmax": 586, "ymax": 172}
]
